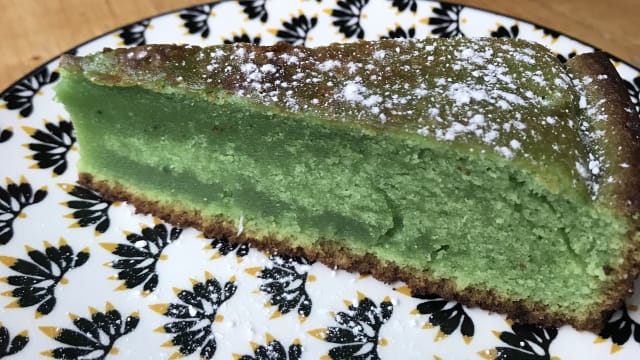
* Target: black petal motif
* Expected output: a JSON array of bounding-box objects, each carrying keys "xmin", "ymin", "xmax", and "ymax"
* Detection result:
[
  {"xmin": 1, "ymin": 66, "xmax": 59, "ymax": 118},
  {"xmin": 486, "ymin": 323, "xmax": 558, "ymax": 360},
  {"xmin": 490, "ymin": 23, "xmax": 519, "ymax": 38},
  {"xmin": 598, "ymin": 304, "xmax": 640, "ymax": 352},
  {"xmin": 40, "ymin": 303, "xmax": 139, "ymax": 360},
  {"xmin": 556, "ymin": 50, "xmax": 577, "ymax": 64},
  {"xmin": 414, "ymin": 293, "xmax": 475, "ymax": 343},
  {"xmin": 59, "ymin": 183, "xmax": 112, "ymax": 235},
  {"xmin": 427, "ymin": 3, "xmax": 465, "ymax": 38},
  {"xmin": 239, "ymin": 0, "xmax": 268, "ymax": 22},
  {"xmin": 309, "ymin": 293, "xmax": 393, "ymax": 359},
  {"xmin": 118, "ymin": 19, "xmax": 151, "ymax": 46},
  {"xmin": 102, "ymin": 223, "xmax": 182, "ymax": 295},
  {"xmin": 151, "ymin": 273, "xmax": 237, "ymax": 359},
  {"xmin": 272, "ymin": 13, "xmax": 318, "ymax": 46},
  {"xmin": 1, "ymin": 238, "xmax": 89, "ymax": 318},
  {"xmin": 222, "ymin": 33, "xmax": 262, "ymax": 45},
  {"xmin": 390, "ymin": 0, "xmax": 423, "ymax": 13},
  {"xmin": 534, "ymin": 24, "xmax": 561, "ymax": 41},
  {"xmin": 248, "ymin": 255, "xmax": 314, "ymax": 320},
  {"xmin": 236, "ymin": 334, "xmax": 302, "ymax": 360},
  {"xmin": 624, "ymin": 75, "xmax": 640, "ymax": 114},
  {"xmin": 206, "ymin": 234, "xmax": 250, "ymax": 261},
  {"xmin": 0, "ymin": 127, "xmax": 12, "ymax": 144},
  {"xmin": 0, "ymin": 324, "xmax": 29, "ymax": 358},
  {"xmin": 179, "ymin": 3, "xmax": 219, "ymax": 39},
  {"xmin": 22, "ymin": 117, "xmax": 76, "ymax": 177},
  {"xmin": 328, "ymin": 0, "xmax": 369, "ymax": 40},
  {"xmin": 380, "ymin": 25, "xmax": 416, "ymax": 39},
  {"xmin": 0, "ymin": 176, "xmax": 47, "ymax": 245}
]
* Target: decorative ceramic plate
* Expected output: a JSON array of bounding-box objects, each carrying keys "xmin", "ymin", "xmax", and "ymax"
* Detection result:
[{"xmin": 1, "ymin": 0, "xmax": 640, "ymax": 359}]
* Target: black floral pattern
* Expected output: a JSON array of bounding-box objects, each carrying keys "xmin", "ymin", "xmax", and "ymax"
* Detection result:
[
  {"xmin": 235, "ymin": 334, "xmax": 302, "ymax": 360},
  {"xmin": 381, "ymin": 25, "xmax": 415, "ymax": 39},
  {"xmin": 484, "ymin": 323, "xmax": 558, "ymax": 360},
  {"xmin": 22, "ymin": 117, "xmax": 75, "ymax": 177},
  {"xmin": 414, "ymin": 293, "xmax": 474, "ymax": 343},
  {"xmin": 389, "ymin": 0, "xmax": 425, "ymax": 13},
  {"xmin": 272, "ymin": 13, "xmax": 318, "ymax": 46},
  {"xmin": 240, "ymin": 0, "xmax": 268, "ymax": 22},
  {"xmin": 597, "ymin": 304, "xmax": 640, "ymax": 352},
  {"xmin": 328, "ymin": 0, "xmax": 369, "ymax": 40},
  {"xmin": 1, "ymin": 66, "xmax": 59, "ymax": 118},
  {"xmin": 534, "ymin": 24, "xmax": 561, "ymax": 41},
  {"xmin": 102, "ymin": 223, "xmax": 182, "ymax": 295},
  {"xmin": 0, "ymin": 324, "xmax": 29, "ymax": 358},
  {"xmin": 59, "ymin": 183, "xmax": 112, "ymax": 236},
  {"xmin": 624, "ymin": 75, "xmax": 640, "ymax": 114},
  {"xmin": 0, "ymin": 127, "xmax": 12, "ymax": 144},
  {"xmin": 309, "ymin": 293, "xmax": 393, "ymax": 359},
  {"xmin": 556, "ymin": 50, "xmax": 577, "ymax": 64},
  {"xmin": 222, "ymin": 33, "xmax": 262, "ymax": 45},
  {"xmin": 151, "ymin": 273, "xmax": 237, "ymax": 359},
  {"xmin": 248, "ymin": 255, "xmax": 314, "ymax": 320},
  {"xmin": 0, "ymin": 239, "xmax": 89, "ymax": 318},
  {"xmin": 0, "ymin": 176, "xmax": 47, "ymax": 245},
  {"xmin": 39, "ymin": 303, "xmax": 139, "ymax": 359},
  {"xmin": 205, "ymin": 234, "xmax": 250, "ymax": 261},
  {"xmin": 118, "ymin": 19, "xmax": 151, "ymax": 46},
  {"xmin": 180, "ymin": 3, "xmax": 219, "ymax": 39},
  {"xmin": 427, "ymin": 3, "xmax": 465, "ymax": 38},
  {"xmin": 490, "ymin": 23, "xmax": 519, "ymax": 39}
]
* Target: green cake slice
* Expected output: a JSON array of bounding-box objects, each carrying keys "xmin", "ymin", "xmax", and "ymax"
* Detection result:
[{"xmin": 55, "ymin": 37, "xmax": 640, "ymax": 331}]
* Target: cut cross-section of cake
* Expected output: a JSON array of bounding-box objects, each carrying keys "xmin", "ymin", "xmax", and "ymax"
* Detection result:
[{"xmin": 55, "ymin": 37, "xmax": 640, "ymax": 332}]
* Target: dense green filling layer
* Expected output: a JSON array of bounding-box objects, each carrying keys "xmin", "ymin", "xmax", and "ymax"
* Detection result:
[{"xmin": 57, "ymin": 74, "xmax": 627, "ymax": 314}]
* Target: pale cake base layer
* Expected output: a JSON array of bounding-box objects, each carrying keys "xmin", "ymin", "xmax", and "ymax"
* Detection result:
[{"xmin": 79, "ymin": 172, "xmax": 636, "ymax": 332}]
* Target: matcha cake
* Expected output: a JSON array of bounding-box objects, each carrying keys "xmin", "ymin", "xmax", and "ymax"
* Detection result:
[{"xmin": 55, "ymin": 38, "xmax": 640, "ymax": 331}]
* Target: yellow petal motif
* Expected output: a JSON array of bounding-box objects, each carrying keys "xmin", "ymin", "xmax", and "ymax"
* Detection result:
[
  {"xmin": 0, "ymin": 256, "xmax": 16, "ymax": 267},
  {"xmin": 21, "ymin": 126, "xmax": 37, "ymax": 136},
  {"xmin": 611, "ymin": 344, "xmax": 623, "ymax": 354},
  {"xmin": 149, "ymin": 303, "xmax": 169, "ymax": 314},
  {"xmin": 433, "ymin": 330, "xmax": 447, "ymax": 342},
  {"xmin": 265, "ymin": 332, "xmax": 275, "ymax": 343},
  {"xmin": 100, "ymin": 243, "xmax": 118, "ymax": 252},
  {"xmin": 477, "ymin": 349, "xmax": 497, "ymax": 360},
  {"xmin": 161, "ymin": 339, "xmax": 175, "ymax": 348},
  {"xmin": 307, "ymin": 328, "xmax": 327, "ymax": 340},
  {"xmin": 39, "ymin": 326, "xmax": 62, "ymax": 339},
  {"xmin": 269, "ymin": 310, "xmax": 282, "ymax": 320},
  {"xmin": 40, "ymin": 350, "xmax": 55, "ymax": 358},
  {"xmin": 395, "ymin": 285, "xmax": 412, "ymax": 297},
  {"xmin": 245, "ymin": 267, "xmax": 262, "ymax": 276}
]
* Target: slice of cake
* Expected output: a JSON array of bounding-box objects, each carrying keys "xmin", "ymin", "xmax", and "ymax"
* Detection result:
[{"xmin": 55, "ymin": 38, "xmax": 640, "ymax": 331}]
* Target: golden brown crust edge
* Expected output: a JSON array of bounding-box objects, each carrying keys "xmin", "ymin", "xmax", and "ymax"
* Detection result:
[
  {"xmin": 565, "ymin": 52, "xmax": 640, "ymax": 329},
  {"xmin": 79, "ymin": 172, "xmax": 618, "ymax": 332}
]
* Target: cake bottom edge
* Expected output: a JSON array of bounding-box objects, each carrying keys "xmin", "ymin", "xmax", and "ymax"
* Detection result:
[{"xmin": 78, "ymin": 172, "xmax": 622, "ymax": 333}]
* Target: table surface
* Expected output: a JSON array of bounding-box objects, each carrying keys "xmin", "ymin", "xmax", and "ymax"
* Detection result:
[{"xmin": 0, "ymin": 0, "xmax": 638, "ymax": 91}]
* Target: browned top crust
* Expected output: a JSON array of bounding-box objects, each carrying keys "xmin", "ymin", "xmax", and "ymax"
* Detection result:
[{"xmin": 567, "ymin": 53, "xmax": 640, "ymax": 219}]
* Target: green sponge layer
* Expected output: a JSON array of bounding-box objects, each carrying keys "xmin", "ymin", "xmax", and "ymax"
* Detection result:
[{"xmin": 56, "ymin": 73, "xmax": 628, "ymax": 316}]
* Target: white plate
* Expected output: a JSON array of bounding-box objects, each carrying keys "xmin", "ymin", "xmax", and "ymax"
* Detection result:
[{"xmin": 1, "ymin": 0, "xmax": 639, "ymax": 359}]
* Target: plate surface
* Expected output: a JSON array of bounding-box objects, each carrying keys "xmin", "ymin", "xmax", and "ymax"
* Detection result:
[{"xmin": 1, "ymin": 0, "xmax": 640, "ymax": 358}]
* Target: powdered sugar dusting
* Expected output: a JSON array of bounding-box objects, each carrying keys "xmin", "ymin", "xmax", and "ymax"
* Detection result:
[{"xmin": 117, "ymin": 37, "xmax": 615, "ymax": 197}]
